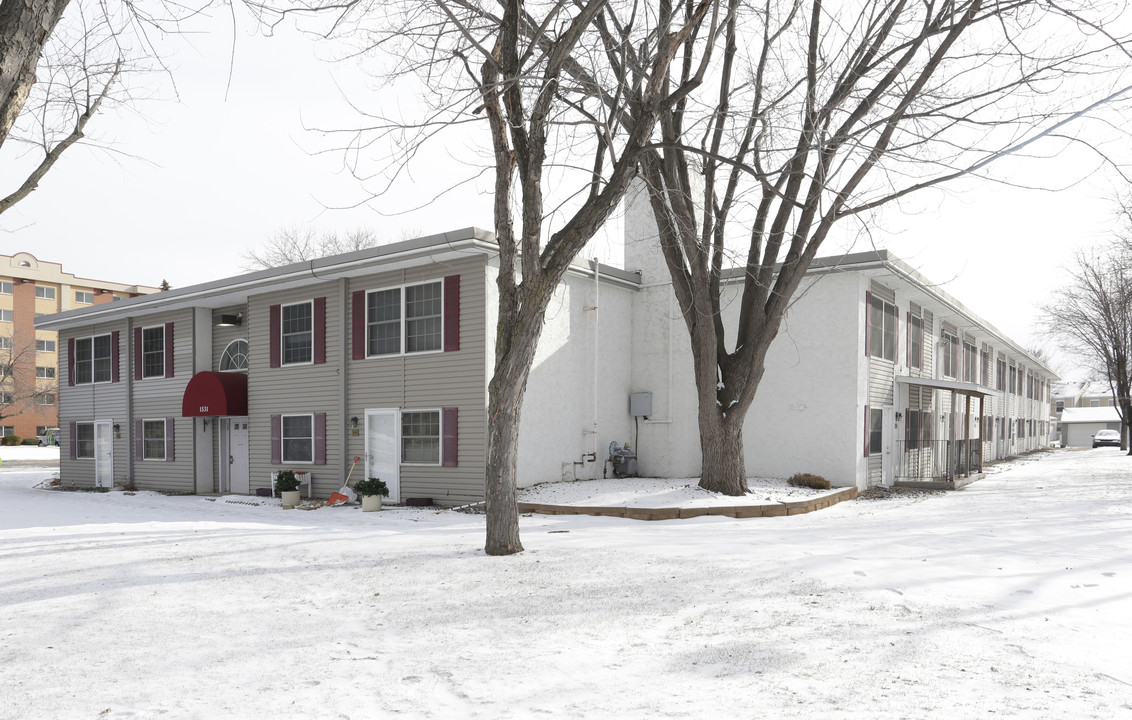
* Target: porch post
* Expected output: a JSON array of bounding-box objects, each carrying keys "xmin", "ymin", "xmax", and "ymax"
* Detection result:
[{"xmin": 964, "ymin": 394, "xmax": 972, "ymax": 476}]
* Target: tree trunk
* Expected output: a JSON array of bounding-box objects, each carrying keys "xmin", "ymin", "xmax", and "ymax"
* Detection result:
[
  {"xmin": 483, "ymin": 300, "xmax": 546, "ymax": 556},
  {"xmin": 697, "ymin": 407, "xmax": 749, "ymax": 496},
  {"xmin": 0, "ymin": 0, "xmax": 71, "ymax": 149}
]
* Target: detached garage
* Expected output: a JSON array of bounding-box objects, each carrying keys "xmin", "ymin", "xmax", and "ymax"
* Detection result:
[{"xmin": 1060, "ymin": 407, "xmax": 1122, "ymax": 448}]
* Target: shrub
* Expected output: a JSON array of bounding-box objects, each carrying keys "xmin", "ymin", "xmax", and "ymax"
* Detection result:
[
  {"xmin": 787, "ymin": 473, "xmax": 830, "ymax": 490},
  {"xmin": 1, "ymin": 435, "xmax": 20, "ymax": 446},
  {"xmin": 354, "ymin": 477, "xmax": 389, "ymax": 498},
  {"xmin": 274, "ymin": 470, "xmax": 300, "ymax": 492},
  {"xmin": 21, "ymin": 438, "xmax": 39, "ymax": 445}
]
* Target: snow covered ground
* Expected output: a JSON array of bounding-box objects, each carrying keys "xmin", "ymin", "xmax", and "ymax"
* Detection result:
[{"xmin": 1, "ymin": 448, "xmax": 1130, "ymax": 719}]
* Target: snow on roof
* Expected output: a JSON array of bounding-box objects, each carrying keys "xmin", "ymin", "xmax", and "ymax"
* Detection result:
[{"xmin": 1059, "ymin": 406, "xmax": 1121, "ymax": 424}]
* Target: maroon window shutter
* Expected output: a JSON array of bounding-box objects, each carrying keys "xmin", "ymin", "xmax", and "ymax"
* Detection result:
[
  {"xmin": 313, "ymin": 297, "xmax": 326, "ymax": 365},
  {"xmin": 166, "ymin": 418, "xmax": 175, "ymax": 462},
  {"xmin": 442, "ymin": 407, "xmax": 459, "ymax": 467},
  {"xmin": 164, "ymin": 322, "xmax": 175, "ymax": 378},
  {"xmin": 135, "ymin": 419, "xmax": 144, "ymax": 461},
  {"xmin": 906, "ymin": 311, "xmax": 910, "ymax": 367},
  {"xmin": 69, "ymin": 421, "xmax": 77, "ymax": 460},
  {"xmin": 134, "ymin": 327, "xmax": 143, "ymax": 380},
  {"xmin": 444, "ymin": 275, "xmax": 460, "ymax": 352},
  {"xmin": 111, "ymin": 331, "xmax": 120, "ymax": 383},
  {"xmin": 67, "ymin": 338, "xmax": 75, "ymax": 386},
  {"xmin": 904, "ymin": 409, "xmax": 910, "ymax": 452},
  {"xmin": 270, "ymin": 414, "xmax": 282, "ymax": 464},
  {"xmin": 864, "ymin": 292, "xmax": 872, "ymax": 357},
  {"xmin": 269, "ymin": 305, "xmax": 281, "ymax": 368},
  {"xmin": 314, "ymin": 412, "xmax": 326, "ymax": 465},
  {"xmin": 352, "ymin": 290, "xmax": 366, "ymax": 360},
  {"xmin": 893, "ymin": 306, "xmax": 899, "ymax": 365},
  {"xmin": 863, "ymin": 405, "xmax": 870, "ymax": 457}
]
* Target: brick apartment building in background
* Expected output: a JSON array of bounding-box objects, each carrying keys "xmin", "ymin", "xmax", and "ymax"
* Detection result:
[{"xmin": 1, "ymin": 252, "xmax": 159, "ymax": 442}]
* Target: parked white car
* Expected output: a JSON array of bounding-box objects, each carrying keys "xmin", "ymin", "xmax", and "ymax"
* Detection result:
[{"xmin": 1092, "ymin": 429, "xmax": 1121, "ymax": 449}]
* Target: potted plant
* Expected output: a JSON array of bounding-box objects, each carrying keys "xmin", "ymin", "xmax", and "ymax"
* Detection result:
[
  {"xmin": 275, "ymin": 470, "xmax": 302, "ymax": 509},
  {"xmin": 354, "ymin": 477, "xmax": 389, "ymax": 512}
]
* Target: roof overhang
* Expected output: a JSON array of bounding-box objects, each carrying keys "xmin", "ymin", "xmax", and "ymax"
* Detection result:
[
  {"xmin": 182, "ymin": 372, "xmax": 248, "ymax": 417},
  {"xmin": 895, "ymin": 375, "xmax": 990, "ymax": 398}
]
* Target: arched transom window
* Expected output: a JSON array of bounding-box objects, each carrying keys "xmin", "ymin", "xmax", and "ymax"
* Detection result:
[{"xmin": 220, "ymin": 339, "xmax": 249, "ymax": 371}]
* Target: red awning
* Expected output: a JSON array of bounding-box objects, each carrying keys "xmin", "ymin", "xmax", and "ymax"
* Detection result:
[{"xmin": 182, "ymin": 372, "xmax": 248, "ymax": 417}]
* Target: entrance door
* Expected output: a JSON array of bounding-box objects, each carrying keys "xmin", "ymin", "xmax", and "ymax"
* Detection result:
[
  {"xmin": 365, "ymin": 409, "xmax": 401, "ymax": 503},
  {"xmin": 94, "ymin": 420, "xmax": 113, "ymax": 488},
  {"xmin": 228, "ymin": 417, "xmax": 250, "ymax": 494}
]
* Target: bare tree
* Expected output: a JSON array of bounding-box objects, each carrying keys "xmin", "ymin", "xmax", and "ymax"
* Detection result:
[
  {"xmin": 280, "ymin": 0, "xmax": 725, "ymax": 554},
  {"xmin": 0, "ymin": 339, "xmax": 58, "ymax": 430},
  {"xmin": 627, "ymin": 0, "xmax": 1132, "ymax": 494},
  {"xmin": 0, "ymin": 0, "xmax": 140, "ymax": 216},
  {"xmin": 243, "ymin": 226, "xmax": 383, "ymax": 269},
  {"xmin": 1044, "ymin": 246, "xmax": 1132, "ymax": 455}
]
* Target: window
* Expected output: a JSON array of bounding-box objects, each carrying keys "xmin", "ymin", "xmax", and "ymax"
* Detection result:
[
  {"xmin": 0, "ymin": 337, "xmax": 11, "ymax": 350},
  {"xmin": 0, "ymin": 281, "xmax": 11, "ymax": 294},
  {"xmin": 281, "ymin": 414, "xmax": 313, "ymax": 462},
  {"xmin": 1090, "ymin": 398, "xmax": 1101, "ymax": 407},
  {"xmin": 909, "ymin": 314, "xmax": 923, "ymax": 369},
  {"xmin": 908, "ymin": 410, "xmax": 921, "ymax": 451},
  {"xmin": 0, "ymin": 310, "xmax": 12, "ymax": 322},
  {"xmin": 406, "ymin": 283, "xmax": 443, "ymax": 353},
  {"xmin": 35, "ymin": 366, "xmax": 55, "ymax": 378},
  {"xmin": 74, "ymin": 334, "xmax": 113, "ymax": 384},
  {"xmin": 76, "ymin": 422, "xmax": 94, "ymax": 458},
  {"xmin": 868, "ymin": 408, "xmax": 884, "ymax": 455},
  {"xmin": 282, "ymin": 302, "xmax": 313, "ymax": 365},
  {"xmin": 963, "ymin": 342, "xmax": 977, "ymax": 382},
  {"xmin": 219, "ymin": 339, "xmax": 248, "ymax": 371},
  {"xmin": 868, "ymin": 295, "xmax": 896, "ymax": 361},
  {"xmin": 36, "ymin": 339, "xmax": 56, "ymax": 352},
  {"xmin": 36, "ymin": 392, "xmax": 55, "ymax": 405},
  {"xmin": 941, "ymin": 332, "xmax": 958, "ymax": 379},
  {"xmin": 35, "ymin": 425, "xmax": 49, "ymax": 436},
  {"xmin": 0, "ymin": 363, "xmax": 12, "ymax": 376},
  {"xmin": 1055, "ymin": 400, "xmax": 1064, "ymax": 413},
  {"xmin": 34, "ymin": 286, "xmax": 55, "ymax": 300},
  {"xmin": 997, "ymin": 358, "xmax": 1006, "ymax": 390},
  {"xmin": 980, "ymin": 349, "xmax": 991, "ymax": 386},
  {"xmin": 1008, "ymin": 364, "xmax": 1017, "ymax": 395},
  {"xmin": 75, "ymin": 291, "xmax": 94, "ymax": 304},
  {"xmin": 0, "ymin": 392, "xmax": 12, "ymax": 404},
  {"xmin": 1, "ymin": 425, "xmax": 14, "ymax": 438},
  {"xmin": 367, "ymin": 281, "xmax": 444, "ymax": 356},
  {"xmin": 142, "ymin": 326, "xmax": 165, "ymax": 378},
  {"xmin": 402, "ymin": 410, "xmax": 441, "ymax": 464},
  {"xmin": 142, "ymin": 419, "xmax": 166, "ymax": 460}
]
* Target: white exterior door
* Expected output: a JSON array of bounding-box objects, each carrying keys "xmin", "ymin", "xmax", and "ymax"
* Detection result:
[
  {"xmin": 229, "ymin": 418, "xmax": 250, "ymax": 494},
  {"xmin": 365, "ymin": 409, "xmax": 401, "ymax": 503},
  {"xmin": 94, "ymin": 420, "xmax": 113, "ymax": 488}
]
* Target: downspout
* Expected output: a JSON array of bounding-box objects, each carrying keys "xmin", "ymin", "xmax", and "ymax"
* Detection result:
[
  {"xmin": 340, "ymin": 278, "xmax": 349, "ymax": 490},
  {"xmin": 592, "ymin": 259, "xmax": 600, "ymax": 466},
  {"xmin": 126, "ymin": 317, "xmax": 134, "ymax": 485}
]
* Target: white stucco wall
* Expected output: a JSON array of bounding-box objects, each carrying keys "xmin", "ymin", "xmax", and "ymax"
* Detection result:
[{"xmin": 486, "ymin": 260, "xmax": 637, "ymax": 486}]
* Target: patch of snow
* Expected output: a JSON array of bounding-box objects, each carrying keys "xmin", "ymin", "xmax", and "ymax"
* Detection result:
[
  {"xmin": 2, "ymin": 449, "xmax": 1131, "ymax": 718},
  {"xmin": 519, "ymin": 476, "xmax": 835, "ymax": 507}
]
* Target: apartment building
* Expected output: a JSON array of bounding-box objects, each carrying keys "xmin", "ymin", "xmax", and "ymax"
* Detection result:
[{"xmin": 0, "ymin": 252, "xmax": 158, "ymax": 442}]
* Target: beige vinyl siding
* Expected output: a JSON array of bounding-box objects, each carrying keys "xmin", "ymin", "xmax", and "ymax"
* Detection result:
[
  {"xmin": 130, "ymin": 309, "xmax": 195, "ymax": 492},
  {"xmin": 57, "ymin": 322, "xmax": 130, "ymax": 488},
  {"xmin": 247, "ymin": 283, "xmax": 344, "ymax": 498},
  {"xmin": 346, "ymin": 256, "xmax": 488, "ymax": 505}
]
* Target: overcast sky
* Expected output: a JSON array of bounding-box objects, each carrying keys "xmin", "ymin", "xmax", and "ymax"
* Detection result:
[{"xmin": 1, "ymin": 11, "xmax": 1128, "ymax": 375}]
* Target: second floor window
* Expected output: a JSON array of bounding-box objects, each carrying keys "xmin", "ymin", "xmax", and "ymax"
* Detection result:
[
  {"xmin": 282, "ymin": 302, "xmax": 312, "ymax": 365},
  {"xmin": 941, "ymin": 332, "xmax": 958, "ymax": 379},
  {"xmin": 35, "ymin": 286, "xmax": 56, "ymax": 300},
  {"xmin": 36, "ymin": 339, "xmax": 56, "ymax": 352},
  {"xmin": 366, "ymin": 281, "xmax": 443, "ymax": 356},
  {"xmin": 963, "ymin": 342, "xmax": 977, "ymax": 383},
  {"xmin": 75, "ymin": 335, "xmax": 113, "ymax": 384},
  {"xmin": 142, "ymin": 327, "xmax": 165, "ymax": 378},
  {"xmin": 75, "ymin": 291, "xmax": 94, "ymax": 304},
  {"xmin": 869, "ymin": 295, "xmax": 896, "ymax": 361},
  {"xmin": 909, "ymin": 314, "xmax": 923, "ymax": 369},
  {"xmin": 0, "ymin": 337, "xmax": 11, "ymax": 350},
  {"xmin": 35, "ymin": 366, "xmax": 55, "ymax": 378}
]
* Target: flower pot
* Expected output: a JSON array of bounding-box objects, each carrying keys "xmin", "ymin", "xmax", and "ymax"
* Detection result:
[
  {"xmin": 361, "ymin": 494, "xmax": 382, "ymax": 512},
  {"xmin": 281, "ymin": 490, "xmax": 301, "ymax": 508}
]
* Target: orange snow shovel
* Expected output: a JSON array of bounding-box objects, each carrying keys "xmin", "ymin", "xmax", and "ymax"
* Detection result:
[{"xmin": 328, "ymin": 456, "xmax": 360, "ymax": 506}]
